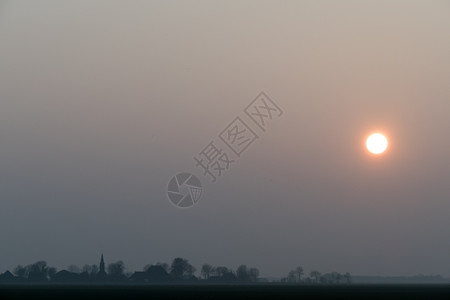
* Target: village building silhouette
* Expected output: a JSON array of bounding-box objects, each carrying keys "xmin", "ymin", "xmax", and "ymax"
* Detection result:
[
  {"xmin": 0, "ymin": 254, "xmax": 355, "ymax": 284},
  {"xmin": 0, "ymin": 254, "xmax": 175, "ymax": 284}
]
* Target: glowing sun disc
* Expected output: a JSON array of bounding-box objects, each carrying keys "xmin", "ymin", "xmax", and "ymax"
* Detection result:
[{"xmin": 366, "ymin": 133, "xmax": 388, "ymax": 154}]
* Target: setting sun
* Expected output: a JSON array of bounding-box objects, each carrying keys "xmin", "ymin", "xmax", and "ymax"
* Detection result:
[{"xmin": 366, "ymin": 133, "xmax": 388, "ymax": 155}]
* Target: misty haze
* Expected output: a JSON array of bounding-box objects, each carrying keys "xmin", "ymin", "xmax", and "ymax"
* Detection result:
[{"xmin": 0, "ymin": 0, "xmax": 450, "ymax": 299}]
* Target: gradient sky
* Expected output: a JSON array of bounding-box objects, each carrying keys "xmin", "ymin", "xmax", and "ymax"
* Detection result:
[{"xmin": 0, "ymin": 0, "xmax": 450, "ymax": 278}]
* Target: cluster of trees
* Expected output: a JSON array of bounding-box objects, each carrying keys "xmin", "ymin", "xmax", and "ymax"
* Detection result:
[
  {"xmin": 142, "ymin": 258, "xmax": 260, "ymax": 283},
  {"xmin": 282, "ymin": 266, "xmax": 352, "ymax": 284},
  {"xmin": 200, "ymin": 264, "xmax": 259, "ymax": 282},
  {"xmin": 1, "ymin": 259, "xmax": 352, "ymax": 285},
  {"xmin": 10, "ymin": 260, "xmax": 128, "ymax": 283},
  {"xmin": 13, "ymin": 261, "xmax": 57, "ymax": 282},
  {"xmin": 0, "ymin": 257, "xmax": 262, "ymax": 284}
]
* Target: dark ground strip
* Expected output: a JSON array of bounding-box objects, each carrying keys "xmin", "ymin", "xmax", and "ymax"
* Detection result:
[{"xmin": 1, "ymin": 284, "xmax": 450, "ymax": 300}]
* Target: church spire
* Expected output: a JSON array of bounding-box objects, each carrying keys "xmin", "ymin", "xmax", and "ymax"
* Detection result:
[
  {"xmin": 98, "ymin": 253, "xmax": 106, "ymax": 278},
  {"xmin": 100, "ymin": 254, "xmax": 105, "ymax": 272}
]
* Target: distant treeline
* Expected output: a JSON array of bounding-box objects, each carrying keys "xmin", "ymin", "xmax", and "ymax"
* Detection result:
[
  {"xmin": 281, "ymin": 267, "xmax": 352, "ymax": 284},
  {"xmin": 0, "ymin": 256, "xmax": 352, "ymax": 284}
]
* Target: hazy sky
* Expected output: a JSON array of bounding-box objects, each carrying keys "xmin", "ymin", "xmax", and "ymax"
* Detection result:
[{"xmin": 1, "ymin": 0, "xmax": 450, "ymax": 278}]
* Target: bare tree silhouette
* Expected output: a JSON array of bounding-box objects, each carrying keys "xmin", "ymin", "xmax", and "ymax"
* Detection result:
[
  {"xmin": 170, "ymin": 258, "xmax": 195, "ymax": 280},
  {"xmin": 107, "ymin": 261, "xmax": 126, "ymax": 281},
  {"xmin": 201, "ymin": 264, "xmax": 214, "ymax": 280},
  {"xmin": 82, "ymin": 264, "xmax": 98, "ymax": 276},
  {"xmin": 67, "ymin": 265, "xmax": 80, "ymax": 274},
  {"xmin": 295, "ymin": 267, "xmax": 304, "ymax": 282},
  {"xmin": 310, "ymin": 271, "xmax": 321, "ymax": 284},
  {"xmin": 344, "ymin": 272, "xmax": 352, "ymax": 284}
]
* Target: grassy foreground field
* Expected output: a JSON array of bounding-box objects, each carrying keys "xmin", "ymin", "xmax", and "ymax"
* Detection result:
[{"xmin": 1, "ymin": 284, "xmax": 450, "ymax": 300}]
